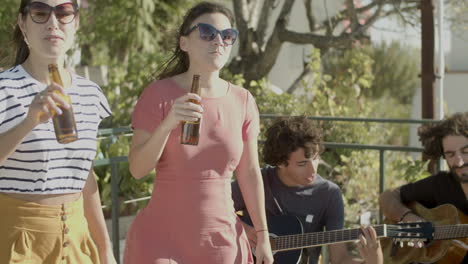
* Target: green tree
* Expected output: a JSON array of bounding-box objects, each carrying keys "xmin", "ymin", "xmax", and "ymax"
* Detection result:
[
  {"xmin": 228, "ymin": 0, "xmax": 421, "ymax": 87},
  {"xmin": 0, "ymin": 0, "xmax": 20, "ymax": 68},
  {"xmin": 78, "ymin": 0, "xmax": 196, "ymax": 127},
  {"xmin": 78, "ymin": 0, "xmax": 197, "ymax": 214},
  {"xmin": 230, "ymin": 47, "xmax": 429, "ymax": 226},
  {"xmin": 366, "ymin": 41, "xmax": 420, "ymax": 105}
]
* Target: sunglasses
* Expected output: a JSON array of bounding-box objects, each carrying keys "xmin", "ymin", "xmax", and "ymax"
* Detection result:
[
  {"xmin": 186, "ymin": 23, "xmax": 238, "ymax": 46},
  {"xmin": 25, "ymin": 2, "xmax": 78, "ymax": 24}
]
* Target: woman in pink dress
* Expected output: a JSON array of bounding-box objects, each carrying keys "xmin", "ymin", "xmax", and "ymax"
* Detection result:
[{"xmin": 123, "ymin": 2, "xmax": 273, "ymax": 264}]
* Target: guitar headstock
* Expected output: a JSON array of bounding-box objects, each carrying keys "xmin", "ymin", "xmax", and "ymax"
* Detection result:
[{"xmin": 385, "ymin": 222, "xmax": 434, "ymax": 245}]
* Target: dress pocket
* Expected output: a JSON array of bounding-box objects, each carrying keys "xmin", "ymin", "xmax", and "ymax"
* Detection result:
[
  {"xmin": 200, "ymin": 226, "xmax": 235, "ymax": 249},
  {"xmin": 80, "ymin": 235, "xmax": 98, "ymax": 257},
  {"xmin": 10, "ymin": 229, "xmax": 31, "ymax": 263}
]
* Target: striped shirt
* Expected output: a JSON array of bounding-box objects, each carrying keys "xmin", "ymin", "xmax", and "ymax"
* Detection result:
[{"xmin": 0, "ymin": 65, "xmax": 111, "ymax": 194}]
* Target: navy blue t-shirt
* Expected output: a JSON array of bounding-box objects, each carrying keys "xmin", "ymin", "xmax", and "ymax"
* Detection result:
[{"xmin": 231, "ymin": 166, "xmax": 344, "ymax": 264}]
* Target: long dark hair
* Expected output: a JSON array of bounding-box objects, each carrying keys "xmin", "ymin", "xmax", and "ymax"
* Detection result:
[
  {"xmin": 13, "ymin": 0, "xmax": 32, "ymax": 66},
  {"xmin": 13, "ymin": 0, "xmax": 79, "ymax": 66},
  {"xmin": 156, "ymin": 1, "xmax": 235, "ymax": 80}
]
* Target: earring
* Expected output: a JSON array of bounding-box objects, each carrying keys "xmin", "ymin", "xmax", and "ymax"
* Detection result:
[{"xmin": 22, "ymin": 32, "xmax": 30, "ymax": 48}]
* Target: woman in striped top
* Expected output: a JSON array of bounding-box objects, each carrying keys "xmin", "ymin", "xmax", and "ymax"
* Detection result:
[{"xmin": 0, "ymin": 0, "xmax": 115, "ymax": 263}]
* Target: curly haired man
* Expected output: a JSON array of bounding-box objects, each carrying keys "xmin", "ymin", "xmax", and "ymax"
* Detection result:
[
  {"xmin": 379, "ymin": 112, "xmax": 468, "ymax": 262},
  {"xmin": 232, "ymin": 116, "xmax": 383, "ymax": 264}
]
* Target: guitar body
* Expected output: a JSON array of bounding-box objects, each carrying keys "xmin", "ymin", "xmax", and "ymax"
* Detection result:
[
  {"xmin": 382, "ymin": 202, "xmax": 468, "ymax": 264},
  {"xmin": 242, "ymin": 215, "xmax": 304, "ymax": 264},
  {"xmin": 436, "ymin": 210, "xmax": 468, "ymax": 264}
]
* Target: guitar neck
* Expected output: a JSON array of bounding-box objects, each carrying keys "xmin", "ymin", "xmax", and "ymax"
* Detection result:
[
  {"xmin": 272, "ymin": 225, "xmax": 386, "ymax": 251},
  {"xmin": 434, "ymin": 224, "xmax": 468, "ymax": 240}
]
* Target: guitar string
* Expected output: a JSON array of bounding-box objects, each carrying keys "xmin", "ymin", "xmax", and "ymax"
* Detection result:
[{"xmin": 274, "ymin": 226, "xmax": 386, "ymax": 250}]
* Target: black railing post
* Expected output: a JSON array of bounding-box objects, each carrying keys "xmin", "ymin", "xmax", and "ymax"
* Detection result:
[
  {"xmin": 378, "ymin": 150, "xmax": 385, "ymax": 224},
  {"xmin": 111, "ymin": 159, "xmax": 120, "ymax": 263}
]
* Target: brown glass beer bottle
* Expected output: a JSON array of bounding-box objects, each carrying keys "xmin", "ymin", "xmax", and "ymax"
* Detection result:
[
  {"xmin": 180, "ymin": 75, "xmax": 201, "ymax": 145},
  {"xmin": 48, "ymin": 64, "xmax": 78, "ymax": 144}
]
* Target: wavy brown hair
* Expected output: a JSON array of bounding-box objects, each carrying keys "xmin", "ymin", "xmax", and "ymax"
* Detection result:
[
  {"xmin": 263, "ymin": 116, "xmax": 324, "ymax": 166},
  {"xmin": 418, "ymin": 112, "xmax": 468, "ymax": 160},
  {"xmin": 156, "ymin": 1, "xmax": 235, "ymax": 80}
]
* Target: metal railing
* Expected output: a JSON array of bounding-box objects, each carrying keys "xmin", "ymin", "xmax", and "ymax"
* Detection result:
[{"xmin": 94, "ymin": 115, "xmax": 436, "ymax": 262}]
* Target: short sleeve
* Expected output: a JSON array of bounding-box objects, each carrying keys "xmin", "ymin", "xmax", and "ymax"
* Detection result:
[
  {"xmin": 97, "ymin": 88, "xmax": 112, "ymax": 121},
  {"xmin": 242, "ymin": 91, "xmax": 260, "ymax": 141},
  {"xmin": 324, "ymin": 185, "xmax": 345, "ymax": 231},
  {"xmin": 131, "ymin": 82, "xmax": 164, "ymax": 133},
  {"xmin": 400, "ymin": 176, "xmax": 437, "ymax": 208}
]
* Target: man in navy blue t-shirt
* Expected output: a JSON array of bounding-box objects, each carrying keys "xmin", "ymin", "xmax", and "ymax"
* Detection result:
[{"xmin": 232, "ymin": 116, "xmax": 383, "ymax": 264}]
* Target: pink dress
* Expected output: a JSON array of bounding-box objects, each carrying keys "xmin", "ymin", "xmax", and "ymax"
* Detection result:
[{"xmin": 124, "ymin": 79, "xmax": 257, "ymax": 264}]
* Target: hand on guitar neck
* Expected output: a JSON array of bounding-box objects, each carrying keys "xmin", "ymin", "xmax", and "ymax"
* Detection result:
[
  {"xmin": 357, "ymin": 226, "xmax": 384, "ymax": 264},
  {"xmin": 239, "ymin": 215, "xmax": 385, "ymax": 264}
]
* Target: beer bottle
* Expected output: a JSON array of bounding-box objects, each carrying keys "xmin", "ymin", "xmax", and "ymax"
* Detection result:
[
  {"xmin": 180, "ymin": 75, "xmax": 201, "ymax": 145},
  {"xmin": 48, "ymin": 64, "xmax": 78, "ymax": 144}
]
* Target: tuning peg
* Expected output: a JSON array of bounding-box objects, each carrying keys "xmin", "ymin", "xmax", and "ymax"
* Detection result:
[
  {"xmin": 417, "ymin": 241, "xmax": 424, "ymax": 248},
  {"xmin": 408, "ymin": 241, "xmax": 414, "ymax": 247},
  {"xmin": 400, "ymin": 241, "xmax": 404, "ymax": 248}
]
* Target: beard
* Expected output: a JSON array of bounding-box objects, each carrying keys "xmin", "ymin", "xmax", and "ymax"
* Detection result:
[{"xmin": 451, "ymin": 162, "xmax": 468, "ymax": 183}]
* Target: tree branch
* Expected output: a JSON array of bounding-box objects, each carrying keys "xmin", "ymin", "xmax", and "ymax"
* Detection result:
[
  {"xmin": 304, "ymin": 0, "xmax": 316, "ymax": 31},
  {"xmin": 279, "ymin": 28, "xmax": 352, "ymax": 49},
  {"xmin": 233, "ymin": 0, "xmax": 250, "ymax": 37},
  {"xmin": 318, "ymin": 0, "xmax": 385, "ymax": 32},
  {"xmin": 257, "ymin": 0, "xmax": 277, "ymax": 50},
  {"xmin": 233, "ymin": 0, "xmax": 252, "ymax": 57},
  {"xmin": 277, "ymin": 0, "xmax": 296, "ymax": 22},
  {"xmin": 247, "ymin": 0, "xmax": 262, "ymax": 28},
  {"xmin": 347, "ymin": 0, "xmax": 360, "ymax": 30},
  {"xmin": 287, "ymin": 61, "xmax": 312, "ymax": 93},
  {"xmin": 352, "ymin": 0, "xmax": 385, "ymax": 34},
  {"xmin": 250, "ymin": 0, "xmax": 295, "ymax": 78}
]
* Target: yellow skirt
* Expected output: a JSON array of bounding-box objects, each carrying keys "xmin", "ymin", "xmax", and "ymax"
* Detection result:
[{"xmin": 0, "ymin": 193, "xmax": 100, "ymax": 264}]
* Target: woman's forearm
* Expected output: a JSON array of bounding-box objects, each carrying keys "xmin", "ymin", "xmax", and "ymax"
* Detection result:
[
  {"xmin": 128, "ymin": 121, "xmax": 173, "ymax": 179},
  {"xmin": 82, "ymin": 169, "xmax": 113, "ymax": 254},
  {"xmin": 236, "ymin": 140, "xmax": 268, "ymax": 232},
  {"xmin": 237, "ymin": 167, "xmax": 268, "ymax": 231}
]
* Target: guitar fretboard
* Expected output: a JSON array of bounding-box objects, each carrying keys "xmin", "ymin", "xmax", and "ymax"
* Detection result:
[
  {"xmin": 434, "ymin": 224, "xmax": 468, "ymax": 240},
  {"xmin": 272, "ymin": 225, "xmax": 386, "ymax": 251}
]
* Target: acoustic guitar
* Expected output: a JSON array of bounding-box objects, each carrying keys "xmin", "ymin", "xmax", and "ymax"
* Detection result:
[
  {"xmin": 381, "ymin": 202, "xmax": 468, "ymax": 264},
  {"xmin": 242, "ymin": 215, "xmax": 434, "ymax": 264}
]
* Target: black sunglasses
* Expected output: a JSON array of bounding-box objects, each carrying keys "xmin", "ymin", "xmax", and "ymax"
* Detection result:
[
  {"xmin": 185, "ymin": 23, "xmax": 238, "ymax": 46},
  {"xmin": 25, "ymin": 2, "xmax": 79, "ymax": 24}
]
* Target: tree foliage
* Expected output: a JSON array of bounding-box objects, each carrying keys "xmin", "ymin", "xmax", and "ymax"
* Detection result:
[
  {"xmin": 0, "ymin": 0, "xmax": 20, "ymax": 68},
  {"xmin": 78, "ymin": 0, "xmax": 197, "ymax": 128},
  {"xmin": 228, "ymin": 0, "xmax": 421, "ymax": 87},
  {"xmin": 0, "ymin": 1, "xmax": 429, "ymax": 223},
  {"xmin": 448, "ymin": 0, "xmax": 468, "ymax": 31},
  {"xmin": 226, "ymin": 46, "xmax": 428, "ymax": 225},
  {"xmin": 78, "ymin": 0, "xmax": 198, "ymax": 212},
  {"xmin": 365, "ymin": 41, "xmax": 420, "ymax": 105}
]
